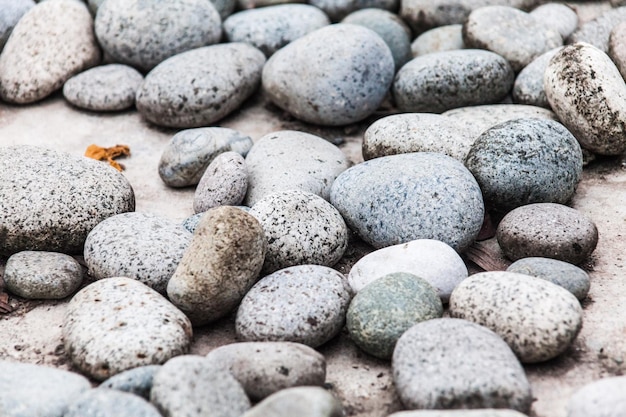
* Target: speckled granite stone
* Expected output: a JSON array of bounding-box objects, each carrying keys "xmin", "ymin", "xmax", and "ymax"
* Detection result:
[
  {"xmin": 309, "ymin": 0, "xmax": 397, "ymax": 21},
  {"xmin": 236, "ymin": 265, "xmax": 352, "ymax": 348},
  {"xmin": 449, "ymin": 272, "xmax": 583, "ymax": 363},
  {"xmin": 0, "ymin": 0, "xmax": 34, "ymax": 51},
  {"xmin": 137, "ymin": 44, "xmax": 266, "ymax": 128},
  {"xmin": 568, "ymin": 7, "xmax": 626, "ymax": 53},
  {"xmin": 65, "ymin": 389, "xmax": 161, "ymax": 417},
  {"xmin": 63, "ymin": 277, "xmax": 193, "ymax": 381},
  {"xmin": 242, "ymin": 387, "xmax": 343, "ymax": 417},
  {"xmin": 567, "ymin": 376, "xmax": 626, "ymax": 417},
  {"xmin": 411, "ymin": 24, "xmax": 465, "ymax": 57},
  {"xmin": 388, "ymin": 410, "xmax": 529, "ymax": 417},
  {"xmin": 530, "ymin": 3, "xmax": 578, "ymax": 40},
  {"xmin": 100, "ymin": 365, "xmax": 161, "ymax": 400},
  {"xmin": 238, "ymin": 0, "xmax": 304, "ymax": 9},
  {"xmin": 167, "ymin": 207, "xmax": 266, "ymax": 326},
  {"xmin": 193, "ymin": 152, "xmax": 248, "ymax": 213},
  {"xmin": 609, "ymin": 22, "xmax": 626, "ymax": 80},
  {"xmin": 512, "ymin": 47, "xmax": 562, "ymax": 108},
  {"xmin": 497, "ymin": 203, "xmax": 599, "ymax": 265},
  {"xmin": 392, "ymin": 318, "xmax": 532, "ymax": 412},
  {"xmin": 205, "ymin": 342, "xmax": 326, "ymax": 401},
  {"xmin": 0, "ymin": 146, "xmax": 135, "ymax": 256}
]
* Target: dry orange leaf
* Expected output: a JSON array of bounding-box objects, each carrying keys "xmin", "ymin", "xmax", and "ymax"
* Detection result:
[{"xmin": 85, "ymin": 144, "xmax": 130, "ymax": 171}]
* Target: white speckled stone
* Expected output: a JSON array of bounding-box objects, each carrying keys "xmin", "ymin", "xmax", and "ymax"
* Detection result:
[
  {"xmin": 569, "ymin": 7, "xmax": 626, "ymax": 53},
  {"xmin": 512, "ymin": 47, "xmax": 562, "ymax": 108},
  {"xmin": 242, "ymin": 386, "xmax": 343, "ymax": 417},
  {"xmin": 411, "ymin": 24, "xmax": 465, "ymax": 57},
  {"xmin": 100, "ymin": 365, "xmax": 161, "ymax": 400},
  {"xmin": 449, "ymin": 271, "xmax": 583, "ymax": 363},
  {"xmin": 0, "ymin": 0, "xmax": 34, "ymax": 51},
  {"xmin": 567, "ymin": 376, "xmax": 626, "ymax": 417},
  {"xmin": 389, "ymin": 409, "xmax": 529, "ymax": 416},
  {"xmin": 530, "ymin": 3, "xmax": 578, "ymax": 40},
  {"xmin": 309, "ymin": 0, "xmax": 397, "ymax": 21},
  {"xmin": 63, "ymin": 277, "xmax": 193, "ymax": 381},
  {"xmin": 65, "ymin": 389, "xmax": 161, "ymax": 417},
  {"xmin": 193, "ymin": 152, "xmax": 248, "ymax": 213},
  {"xmin": 609, "ymin": 21, "xmax": 626, "ymax": 81},
  {"xmin": 236, "ymin": 265, "xmax": 352, "ymax": 348},
  {"xmin": 238, "ymin": 0, "xmax": 304, "ymax": 9}
]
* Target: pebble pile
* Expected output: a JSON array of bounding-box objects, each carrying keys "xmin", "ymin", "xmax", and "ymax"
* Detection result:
[{"xmin": 1, "ymin": 0, "xmax": 623, "ymax": 415}]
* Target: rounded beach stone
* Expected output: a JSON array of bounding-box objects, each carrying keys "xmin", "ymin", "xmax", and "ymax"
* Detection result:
[
  {"xmin": 3, "ymin": 251, "xmax": 83, "ymax": 299},
  {"xmin": 309, "ymin": 0, "xmax": 397, "ymax": 21},
  {"xmin": 244, "ymin": 130, "xmax": 349, "ymax": 206},
  {"xmin": 507, "ymin": 257, "xmax": 590, "ymax": 301},
  {"xmin": 567, "ymin": 376, "xmax": 626, "ymax": 417},
  {"xmin": 137, "ymin": 43, "xmax": 266, "ymax": 128},
  {"xmin": 63, "ymin": 64, "xmax": 144, "ymax": 112},
  {"xmin": 65, "ymin": 389, "xmax": 161, "ymax": 417},
  {"xmin": 330, "ymin": 153, "xmax": 484, "ymax": 252},
  {"xmin": 393, "ymin": 49, "xmax": 514, "ymax": 113},
  {"xmin": 496, "ymin": 203, "xmax": 599, "ymax": 265},
  {"xmin": 0, "ymin": 146, "xmax": 135, "ymax": 256},
  {"xmin": 205, "ymin": 342, "xmax": 326, "ymax": 401},
  {"xmin": 211, "ymin": 0, "xmax": 236, "ymax": 19},
  {"xmin": 151, "ymin": 355, "xmax": 250, "ymax": 417},
  {"xmin": 568, "ymin": 7, "xmax": 626, "ymax": 53},
  {"xmin": 388, "ymin": 410, "xmax": 529, "ymax": 417},
  {"xmin": 0, "ymin": 0, "xmax": 100, "ymax": 103},
  {"xmin": 235, "ymin": 265, "xmax": 352, "ymax": 348},
  {"xmin": 530, "ymin": 3, "xmax": 578, "ymax": 40},
  {"xmin": 392, "ymin": 318, "xmax": 532, "ymax": 412},
  {"xmin": 512, "ymin": 47, "xmax": 562, "ymax": 108},
  {"xmin": 242, "ymin": 386, "xmax": 343, "ymax": 417},
  {"xmin": 348, "ymin": 239, "xmax": 467, "ymax": 302},
  {"xmin": 465, "ymin": 118, "xmax": 583, "ymax": 213},
  {"xmin": 262, "ymin": 24, "xmax": 394, "ymax": 126},
  {"xmin": 95, "ymin": 0, "xmax": 221, "ymax": 72},
  {"xmin": 609, "ymin": 22, "xmax": 626, "ymax": 80},
  {"xmin": 193, "ymin": 152, "xmax": 248, "ymax": 213},
  {"xmin": 223, "ymin": 4, "xmax": 330, "ymax": 57},
  {"xmin": 411, "ymin": 24, "xmax": 465, "ymax": 57},
  {"xmin": 545, "ymin": 42, "xmax": 626, "ymax": 155},
  {"xmin": 182, "ymin": 213, "xmax": 204, "ymax": 233},
  {"xmin": 159, "ymin": 127, "xmax": 253, "ymax": 188},
  {"xmin": 347, "ymin": 273, "xmax": 443, "ymax": 359},
  {"xmin": 63, "ymin": 277, "xmax": 193, "ymax": 381},
  {"xmin": 167, "ymin": 207, "xmax": 266, "ymax": 326},
  {"xmin": 449, "ymin": 271, "xmax": 583, "ymax": 363},
  {"xmin": 238, "ymin": 0, "xmax": 304, "ymax": 9},
  {"xmin": 0, "ymin": 0, "xmax": 34, "ymax": 51},
  {"xmin": 100, "ymin": 365, "xmax": 161, "ymax": 400}
]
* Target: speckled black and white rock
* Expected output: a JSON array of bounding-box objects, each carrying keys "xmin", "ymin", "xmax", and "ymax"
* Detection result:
[
  {"xmin": 63, "ymin": 277, "xmax": 193, "ymax": 381},
  {"xmin": 330, "ymin": 153, "xmax": 484, "ymax": 252},
  {"xmin": 262, "ymin": 24, "xmax": 394, "ymax": 125},
  {"xmin": 465, "ymin": 118, "xmax": 583, "ymax": 213},
  {"xmin": 159, "ymin": 127, "xmax": 253, "ymax": 188},
  {"xmin": 0, "ymin": 361, "xmax": 91, "ymax": 417},
  {"xmin": 193, "ymin": 152, "xmax": 248, "ymax": 213},
  {"xmin": 167, "ymin": 207, "xmax": 266, "ymax": 326},
  {"xmin": 449, "ymin": 271, "xmax": 583, "ymax": 363},
  {"xmin": 223, "ymin": 5, "xmax": 330, "ymax": 57},
  {"xmin": 609, "ymin": 22, "xmax": 626, "ymax": 80},
  {"xmin": 84, "ymin": 212, "xmax": 191, "ymax": 294},
  {"xmin": 150, "ymin": 355, "xmax": 250, "ymax": 417},
  {"xmin": 100, "ymin": 365, "xmax": 161, "ymax": 400},
  {"xmin": 137, "ymin": 44, "xmax": 266, "ymax": 128},
  {"xmin": 0, "ymin": 146, "xmax": 135, "ymax": 256},
  {"xmin": 205, "ymin": 342, "xmax": 326, "ymax": 401},
  {"xmin": 507, "ymin": 257, "xmax": 590, "ymax": 301},
  {"xmin": 388, "ymin": 410, "xmax": 530, "ymax": 417},
  {"xmin": 568, "ymin": 7, "xmax": 626, "ymax": 53},
  {"xmin": 0, "ymin": 0, "xmax": 100, "ymax": 103},
  {"xmin": 309, "ymin": 0, "xmax": 397, "ymax": 21},
  {"xmin": 411, "ymin": 24, "xmax": 465, "ymax": 57},
  {"xmin": 567, "ymin": 376, "xmax": 626, "ymax": 417},
  {"xmin": 0, "ymin": 0, "xmax": 34, "ymax": 51},
  {"xmin": 242, "ymin": 386, "xmax": 343, "ymax": 417},
  {"xmin": 512, "ymin": 47, "xmax": 562, "ymax": 108},
  {"xmin": 95, "ymin": 0, "xmax": 221, "ymax": 72},
  {"xmin": 545, "ymin": 43, "xmax": 626, "ymax": 155},
  {"xmin": 65, "ymin": 389, "xmax": 161, "ymax": 417},
  {"xmin": 392, "ymin": 318, "xmax": 532, "ymax": 412},
  {"xmin": 496, "ymin": 203, "xmax": 599, "ymax": 265},
  {"xmin": 249, "ymin": 190, "xmax": 348, "ymax": 274},
  {"xmin": 393, "ymin": 50, "xmax": 514, "ymax": 113},
  {"xmin": 3, "ymin": 251, "xmax": 83, "ymax": 299},
  {"xmin": 62, "ymin": 64, "xmax": 144, "ymax": 112},
  {"xmin": 244, "ymin": 130, "xmax": 349, "ymax": 206},
  {"xmin": 348, "ymin": 239, "xmax": 468, "ymax": 302},
  {"xmin": 530, "ymin": 3, "xmax": 578, "ymax": 40},
  {"xmin": 347, "ymin": 273, "xmax": 443, "ymax": 359},
  {"xmin": 236, "ymin": 265, "xmax": 352, "ymax": 348}
]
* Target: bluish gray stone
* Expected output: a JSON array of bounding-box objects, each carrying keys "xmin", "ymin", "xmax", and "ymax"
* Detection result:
[
  {"xmin": 65, "ymin": 389, "xmax": 161, "ymax": 417},
  {"xmin": 567, "ymin": 376, "xmax": 626, "ymax": 417},
  {"xmin": 242, "ymin": 387, "xmax": 343, "ymax": 417},
  {"xmin": 329, "ymin": 153, "xmax": 484, "ymax": 252},
  {"xmin": 182, "ymin": 213, "xmax": 204, "ymax": 233},
  {"xmin": 309, "ymin": 0, "xmax": 397, "ymax": 21},
  {"xmin": 0, "ymin": 0, "xmax": 34, "ymax": 51},
  {"xmin": 512, "ymin": 47, "xmax": 562, "ymax": 108},
  {"xmin": 530, "ymin": 3, "xmax": 578, "ymax": 40},
  {"xmin": 568, "ymin": 7, "xmax": 626, "ymax": 53},
  {"xmin": 238, "ymin": 0, "xmax": 304, "ymax": 9},
  {"xmin": 411, "ymin": 24, "xmax": 464, "ymax": 57},
  {"xmin": 193, "ymin": 152, "xmax": 248, "ymax": 213},
  {"xmin": 100, "ymin": 365, "xmax": 161, "ymax": 400},
  {"xmin": 210, "ymin": 0, "xmax": 236, "ymax": 19}
]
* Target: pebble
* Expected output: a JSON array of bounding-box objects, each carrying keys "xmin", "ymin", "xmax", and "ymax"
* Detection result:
[
  {"xmin": 193, "ymin": 152, "xmax": 248, "ymax": 213},
  {"xmin": 393, "ymin": 49, "xmax": 514, "ymax": 113},
  {"xmin": 167, "ymin": 207, "xmax": 266, "ymax": 326},
  {"xmin": 512, "ymin": 47, "xmax": 562, "ymax": 108},
  {"xmin": 63, "ymin": 64, "xmax": 144, "ymax": 112},
  {"xmin": 530, "ymin": 3, "xmax": 578, "ymax": 40},
  {"xmin": 262, "ymin": 24, "xmax": 394, "ymax": 126},
  {"xmin": 0, "ymin": 145, "xmax": 135, "ymax": 256},
  {"xmin": 308, "ymin": 0, "xmax": 397, "ymax": 21},
  {"xmin": 65, "ymin": 389, "xmax": 161, "ymax": 417},
  {"xmin": 388, "ymin": 411, "xmax": 529, "ymax": 417},
  {"xmin": 411, "ymin": 24, "xmax": 465, "ymax": 57},
  {"xmin": 392, "ymin": 318, "xmax": 532, "ymax": 412},
  {"xmin": 3, "ymin": 251, "xmax": 83, "ymax": 299},
  {"xmin": 150, "ymin": 355, "xmax": 250, "ymax": 417},
  {"xmin": 211, "ymin": 0, "xmax": 236, "ymax": 19},
  {"xmin": 0, "ymin": 0, "xmax": 34, "ymax": 51},
  {"xmin": 609, "ymin": 21, "xmax": 626, "ymax": 80},
  {"xmin": 95, "ymin": 0, "xmax": 221, "ymax": 72},
  {"xmin": 244, "ymin": 130, "xmax": 349, "ymax": 206},
  {"xmin": 158, "ymin": 127, "xmax": 253, "ymax": 188},
  {"xmin": 223, "ymin": 5, "xmax": 330, "ymax": 57},
  {"xmin": 347, "ymin": 273, "xmax": 443, "ymax": 359},
  {"xmin": 329, "ymin": 153, "xmax": 484, "ymax": 252},
  {"xmin": 567, "ymin": 376, "xmax": 626, "ymax": 417},
  {"xmin": 63, "ymin": 277, "xmax": 193, "ymax": 381},
  {"xmin": 569, "ymin": 7, "xmax": 626, "ymax": 53},
  {"xmin": 0, "ymin": 361, "xmax": 91, "ymax": 417},
  {"xmin": 464, "ymin": 118, "xmax": 583, "ymax": 213},
  {"xmin": 136, "ymin": 43, "xmax": 266, "ymax": 128},
  {"xmin": 238, "ymin": 0, "xmax": 302, "ymax": 9},
  {"xmin": 84, "ymin": 212, "xmax": 191, "ymax": 294},
  {"xmin": 462, "ymin": 6, "xmax": 562, "ymax": 72},
  {"xmin": 0, "ymin": 0, "xmax": 100, "ymax": 103},
  {"xmin": 87, "ymin": 0, "xmax": 104, "ymax": 15},
  {"xmin": 100, "ymin": 365, "xmax": 161, "ymax": 400},
  {"xmin": 242, "ymin": 386, "xmax": 343, "ymax": 417},
  {"xmin": 507, "ymin": 257, "xmax": 591, "ymax": 301},
  {"xmin": 545, "ymin": 42, "xmax": 626, "ymax": 155},
  {"xmin": 449, "ymin": 271, "xmax": 583, "ymax": 363},
  {"xmin": 205, "ymin": 341, "xmax": 326, "ymax": 401},
  {"xmin": 249, "ymin": 190, "xmax": 348, "ymax": 274},
  {"xmin": 496, "ymin": 203, "xmax": 599, "ymax": 265},
  {"xmin": 235, "ymin": 265, "xmax": 352, "ymax": 348}
]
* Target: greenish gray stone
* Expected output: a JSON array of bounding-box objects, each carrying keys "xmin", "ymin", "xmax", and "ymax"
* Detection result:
[
  {"xmin": 242, "ymin": 387, "xmax": 343, "ymax": 417},
  {"xmin": 65, "ymin": 389, "xmax": 161, "ymax": 417},
  {"xmin": 99, "ymin": 365, "xmax": 161, "ymax": 400}
]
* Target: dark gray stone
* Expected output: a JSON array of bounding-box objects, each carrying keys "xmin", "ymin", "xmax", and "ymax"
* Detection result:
[
  {"xmin": 242, "ymin": 387, "xmax": 343, "ymax": 417},
  {"xmin": 210, "ymin": 0, "xmax": 236, "ymax": 19},
  {"xmin": 411, "ymin": 24, "xmax": 464, "ymax": 57},
  {"xmin": 568, "ymin": 7, "xmax": 626, "ymax": 53},
  {"xmin": 65, "ymin": 389, "xmax": 161, "ymax": 417},
  {"xmin": 0, "ymin": 0, "xmax": 34, "ymax": 51},
  {"xmin": 512, "ymin": 47, "xmax": 562, "ymax": 108},
  {"xmin": 309, "ymin": 0, "xmax": 397, "ymax": 21},
  {"xmin": 530, "ymin": 3, "xmax": 578, "ymax": 40},
  {"xmin": 193, "ymin": 152, "xmax": 248, "ymax": 213},
  {"xmin": 567, "ymin": 376, "xmax": 626, "ymax": 417},
  {"xmin": 99, "ymin": 365, "xmax": 161, "ymax": 400}
]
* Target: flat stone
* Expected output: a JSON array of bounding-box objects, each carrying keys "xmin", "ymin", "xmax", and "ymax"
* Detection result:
[
  {"xmin": 0, "ymin": 0, "xmax": 34, "ymax": 51},
  {"xmin": 567, "ymin": 376, "xmax": 626, "ymax": 417},
  {"xmin": 100, "ymin": 365, "xmax": 161, "ymax": 400},
  {"xmin": 242, "ymin": 386, "xmax": 343, "ymax": 417},
  {"xmin": 193, "ymin": 152, "xmax": 248, "ymax": 213},
  {"xmin": 530, "ymin": 3, "xmax": 578, "ymax": 39},
  {"xmin": 512, "ymin": 47, "xmax": 562, "ymax": 108},
  {"xmin": 65, "ymin": 389, "xmax": 161, "ymax": 417},
  {"xmin": 411, "ymin": 24, "xmax": 465, "ymax": 57},
  {"xmin": 609, "ymin": 21, "xmax": 626, "ymax": 80},
  {"xmin": 308, "ymin": 0, "xmax": 397, "ymax": 21},
  {"xmin": 569, "ymin": 7, "xmax": 626, "ymax": 53}
]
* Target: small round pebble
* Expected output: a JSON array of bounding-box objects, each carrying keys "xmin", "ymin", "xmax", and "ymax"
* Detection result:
[
  {"xmin": 411, "ymin": 24, "xmax": 465, "ymax": 57},
  {"xmin": 569, "ymin": 7, "xmax": 626, "ymax": 53},
  {"xmin": 182, "ymin": 212, "xmax": 204, "ymax": 233},
  {"xmin": 609, "ymin": 21, "xmax": 626, "ymax": 80},
  {"xmin": 99, "ymin": 365, "xmax": 161, "ymax": 400},
  {"xmin": 193, "ymin": 151, "xmax": 248, "ymax": 213},
  {"xmin": 530, "ymin": 3, "xmax": 578, "ymax": 40},
  {"xmin": 309, "ymin": 0, "xmax": 397, "ymax": 21},
  {"xmin": 496, "ymin": 203, "xmax": 599, "ymax": 265},
  {"xmin": 512, "ymin": 47, "xmax": 562, "ymax": 108},
  {"xmin": 0, "ymin": 0, "xmax": 34, "ymax": 51},
  {"xmin": 567, "ymin": 376, "xmax": 626, "ymax": 417},
  {"xmin": 65, "ymin": 389, "xmax": 161, "ymax": 417},
  {"xmin": 242, "ymin": 386, "xmax": 343, "ymax": 417}
]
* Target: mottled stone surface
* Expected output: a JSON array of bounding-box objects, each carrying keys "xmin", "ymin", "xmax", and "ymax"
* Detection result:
[
  {"xmin": 389, "ymin": 410, "xmax": 529, "ymax": 417},
  {"xmin": 100, "ymin": 365, "xmax": 161, "ymax": 400},
  {"xmin": 193, "ymin": 152, "xmax": 248, "ymax": 213},
  {"xmin": 210, "ymin": 0, "xmax": 236, "ymax": 19},
  {"xmin": 567, "ymin": 376, "xmax": 626, "ymax": 417},
  {"xmin": 65, "ymin": 389, "xmax": 161, "ymax": 417},
  {"xmin": 609, "ymin": 21, "xmax": 626, "ymax": 80},
  {"xmin": 242, "ymin": 387, "xmax": 343, "ymax": 417},
  {"xmin": 569, "ymin": 7, "xmax": 626, "ymax": 53},
  {"xmin": 0, "ymin": 0, "xmax": 34, "ymax": 51},
  {"xmin": 411, "ymin": 24, "xmax": 464, "ymax": 57},
  {"xmin": 309, "ymin": 0, "xmax": 397, "ymax": 21},
  {"xmin": 530, "ymin": 3, "xmax": 578, "ymax": 39},
  {"xmin": 513, "ymin": 47, "xmax": 562, "ymax": 108}
]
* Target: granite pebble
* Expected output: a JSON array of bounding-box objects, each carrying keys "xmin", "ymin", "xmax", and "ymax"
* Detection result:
[
  {"xmin": 389, "ymin": 411, "xmax": 529, "ymax": 417},
  {"xmin": 609, "ymin": 21, "xmax": 626, "ymax": 80},
  {"xmin": 530, "ymin": 3, "xmax": 578, "ymax": 40},
  {"xmin": 99, "ymin": 365, "xmax": 161, "ymax": 400},
  {"xmin": 0, "ymin": 0, "xmax": 34, "ymax": 51},
  {"xmin": 309, "ymin": 0, "xmax": 397, "ymax": 21},
  {"xmin": 193, "ymin": 152, "xmax": 248, "ymax": 213},
  {"xmin": 182, "ymin": 213, "xmax": 205, "ymax": 234},
  {"xmin": 211, "ymin": 0, "xmax": 236, "ymax": 19},
  {"xmin": 568, "ymin": 7, "xmax": 626, "ymax": 53},
  {"xmin": 242, "ymin": 386, "xmax": 343, "ymax": 417},
  {"xmin": 411, "ymin": 24, "xmax": 465, "ymax": 57},
  {"xmin": 65, "ymin": 389, "xmax": 161, "ymax": 417},
  {"xmin": 567, "ymin": 376, "xmax": 626, "ymax": 417},
  {"xmin": 238, "ymin": 0, "xmax": 303, "ymax": 9},
  {"xmin": 512, "ymin": 47, "xmax": 562, "ymax": 108}
]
